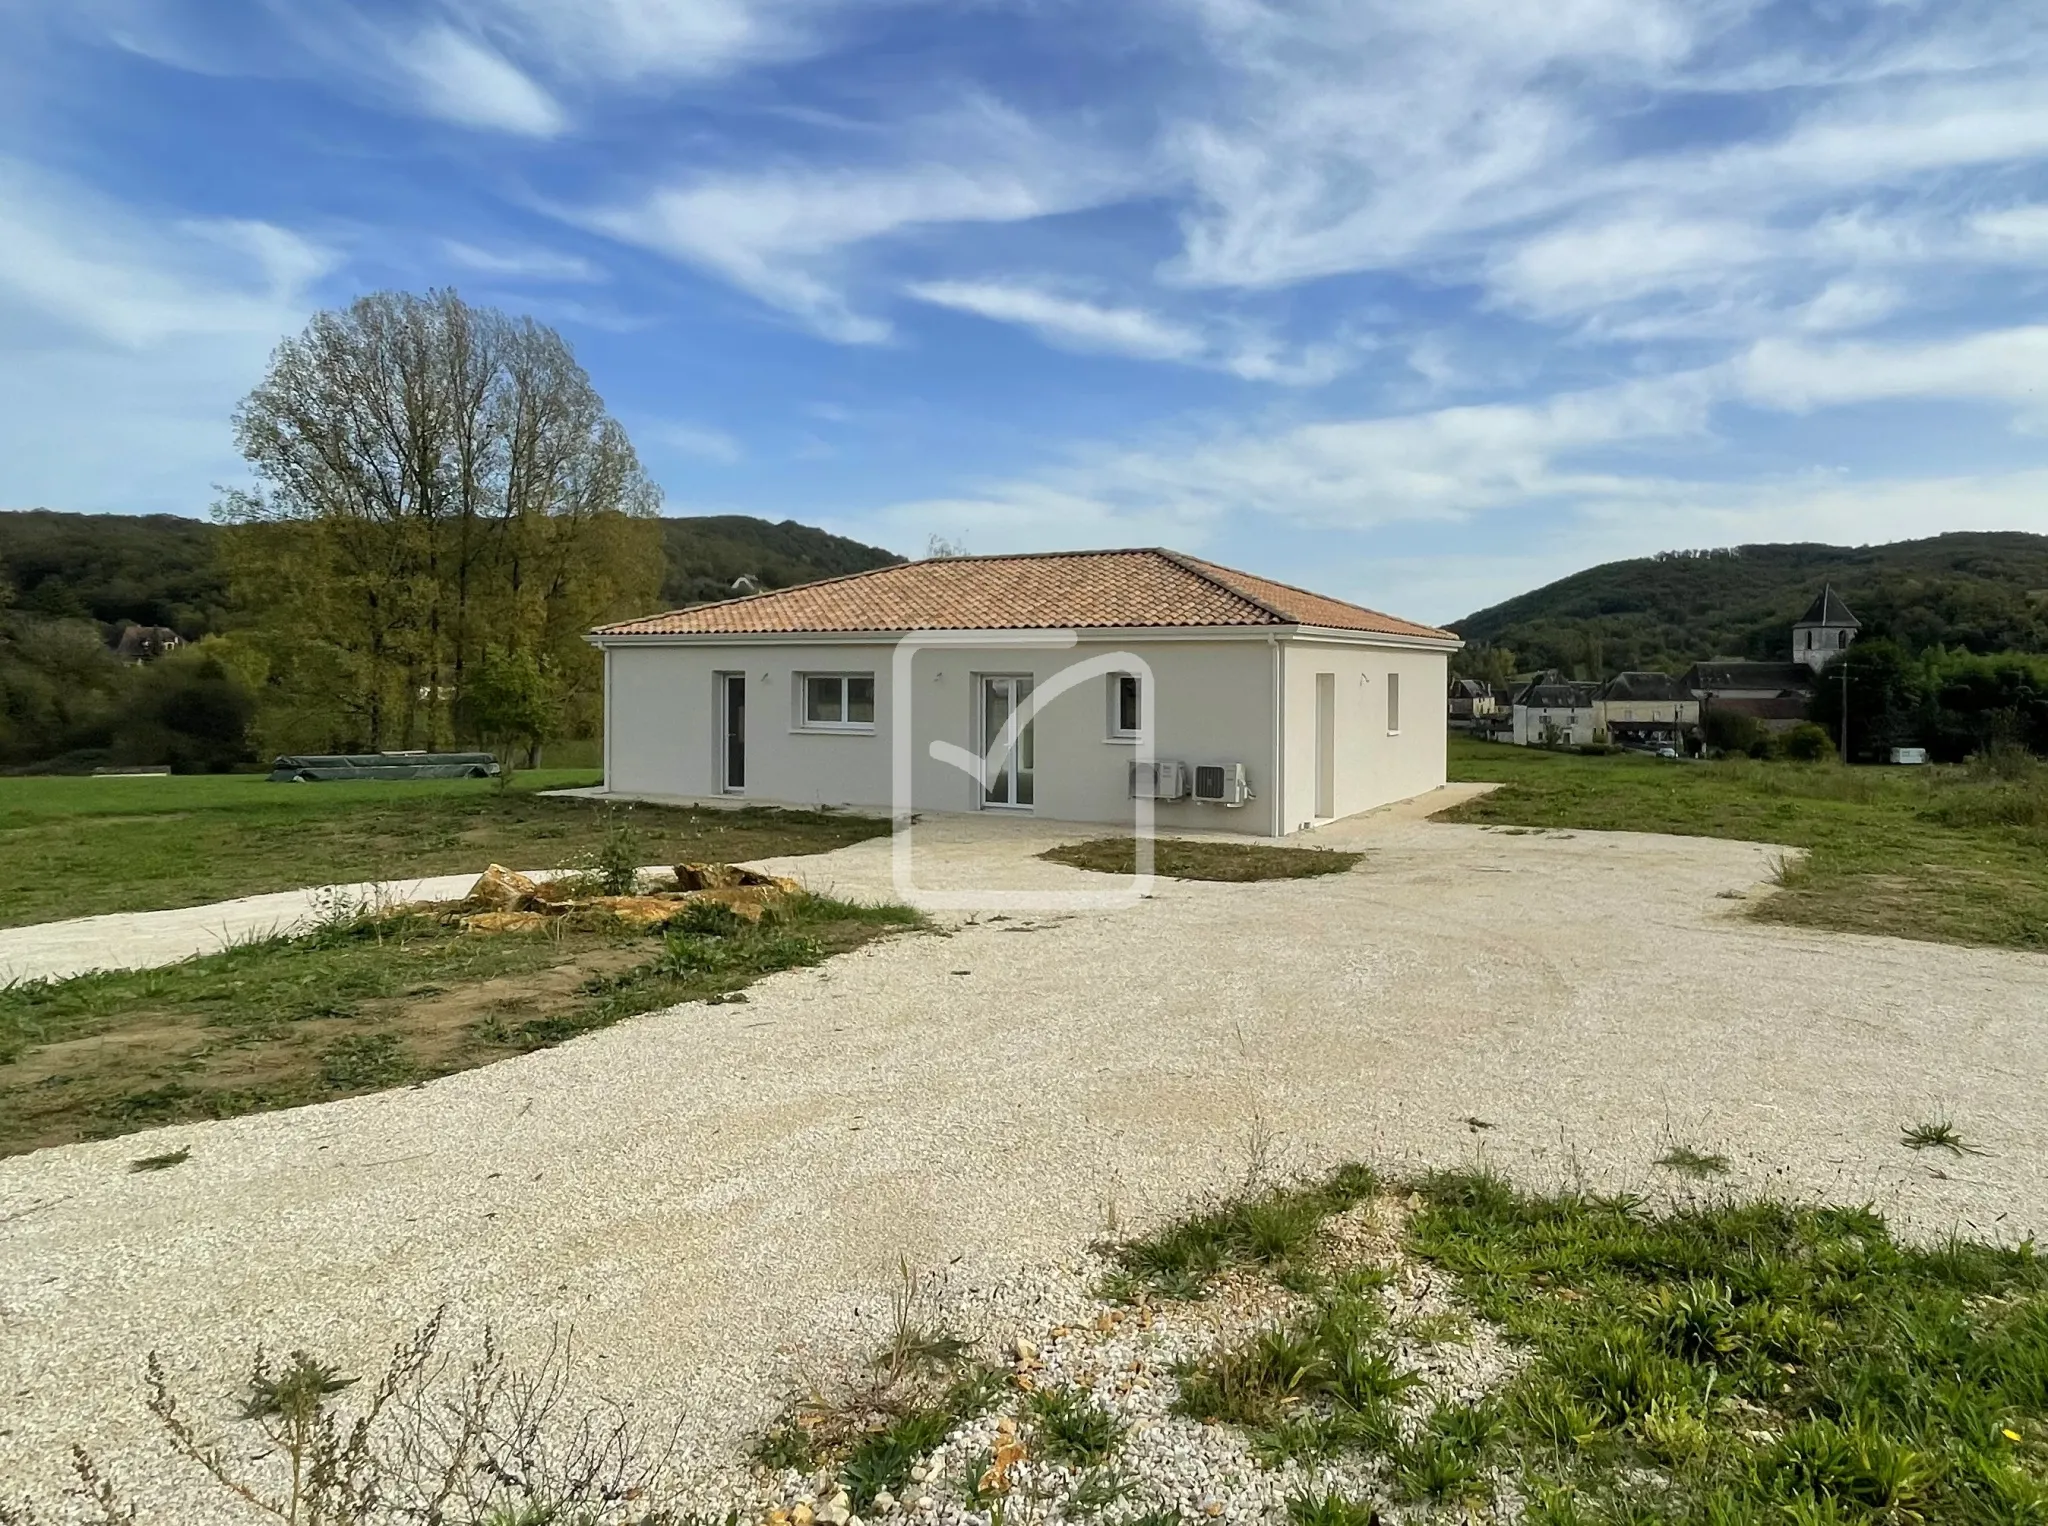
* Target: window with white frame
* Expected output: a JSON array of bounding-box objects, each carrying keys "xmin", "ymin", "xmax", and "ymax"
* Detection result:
[
  {"xmin": 799, "ymin": 672, "xmax": 875, "ymax": 729},
  {"xmin": 1386, "ymin": 672, "xmax": 1401, "ymax": 733},
  {"xmin": 1107, "ymin": 672, "xmax": 1142, "ymax": 739}
]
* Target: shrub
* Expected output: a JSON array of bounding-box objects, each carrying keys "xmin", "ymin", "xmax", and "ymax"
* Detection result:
[{"xmin": 1780, "ymin": 722, "xmax": 1835, "ymax": 763}]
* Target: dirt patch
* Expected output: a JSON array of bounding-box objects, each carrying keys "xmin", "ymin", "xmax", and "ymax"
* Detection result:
[{"xmin": 372, "ymin": 946, "xmax": 652, "ymax": 1061}]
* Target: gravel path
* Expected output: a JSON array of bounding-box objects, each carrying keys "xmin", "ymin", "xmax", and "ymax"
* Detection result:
[
  {"xmin": 3, "ymin": 806, "xmax": 2045, "ymax": 1517},
  {"xmin": 0, "ymin": 869, "xmax": 603, "ymax": 985}
]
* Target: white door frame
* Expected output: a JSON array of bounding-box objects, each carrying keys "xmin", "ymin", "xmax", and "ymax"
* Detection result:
[
  {"xmin": 976, "ymin": 673, "xmax": 1036, "ymax": 810},
  {"xmin": 717, "ymin": 671, "xmax": 746, "ymax": 794}
]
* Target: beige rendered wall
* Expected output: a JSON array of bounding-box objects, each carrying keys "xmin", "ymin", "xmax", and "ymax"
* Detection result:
[
  {"xmin": 602, "ymin": 635, "xmax": 1282, "ymax": 833},
  {"xmin": 1277, "ymin": 638, "xmax": 1449, "ymax": 833}
]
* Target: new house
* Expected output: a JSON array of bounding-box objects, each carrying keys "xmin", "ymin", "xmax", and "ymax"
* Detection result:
[{"xmin": 587, "ymin": 549, "xmax": 1460, "ymax": 836}]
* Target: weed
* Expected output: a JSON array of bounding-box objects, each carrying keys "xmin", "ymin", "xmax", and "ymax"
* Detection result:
[
  {"xmin": 1901, "ymin": 1118, "xmax": 1981, "ymax": 1154},
  {"xmin": 1023, "ymin": 1385, "xmax": 1127, "ymax": 1468},
  {"xmin": 127, "ymin": 1147, "xmax": 190, "ymax": 1173},
  {"xmin": 1066, "ymin": 1466, "xmax": 1136, "ymax": 1514},
  {"xmin": 841, "ymin": 1409, "xmax": 953, "ymax": 1509},
  {"xmin": 1656, "ymin": 1146, "xmax": 1731, "ymax": 1179},
  {"xmin": 751, "ymin": 1420, "xmax": 816, "ymax": 1472},
  {"xmin": 24, "ymin": 1311, "xmax": 690, "ymax": 1523},
  {"xmin": 1283, "ymin": 1489, "xmax": 1381, "ymax": 1526}
]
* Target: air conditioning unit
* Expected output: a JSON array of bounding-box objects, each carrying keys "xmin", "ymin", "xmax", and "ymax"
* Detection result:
[
  {"xmin": 1193, "ymin": 762, "xmax": 1252, "ymax": 806},
  {"xmin": 1129, "ymin": 759, "xmax": 1189, "ymax": 800}
]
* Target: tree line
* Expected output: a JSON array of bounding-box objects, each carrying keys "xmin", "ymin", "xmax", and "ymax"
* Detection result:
[{"xmin": 0, "ymin": 292, "xmax": 899, "ymax": 773}]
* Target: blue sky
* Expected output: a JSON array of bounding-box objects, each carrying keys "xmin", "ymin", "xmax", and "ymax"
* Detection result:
[{"xmin": 3, "ymin": 0, "xmax": 2047, "ymax": 622}]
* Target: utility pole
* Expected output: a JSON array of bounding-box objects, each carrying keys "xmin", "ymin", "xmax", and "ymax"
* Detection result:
[{"xmin": 1840, "ymin": 662, "xmax": 1850, "ymax": 764}]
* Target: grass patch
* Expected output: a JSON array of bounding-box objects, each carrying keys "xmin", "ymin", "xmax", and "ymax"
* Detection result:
[
  {"xmin": 1102, "ymin": 1163, "xmax": 1380, "ymax": 1301},
  {"xmin": 1656, "ymin": 1146, "xmax": 1732, "ymax": 1179},
  {"xmin": 0, "ymin": 770, "xmax": 889, "ymax": 929},
  {"xmin": 1023, "ymin": 1384, "xmax": 1128, "ymax": 1467},
  {"xmin": 0, "ymin": 893, "xmax": 921, "ymax": 1157},
  {"xmin": 1445, "ymin": 736, "xmax": 2048, "ymax": 951},
  {"xmin": 1142, "ymin": 1166, "xmax": 2048, "ymax": 1524},
  {"xmin": 1040, "ymin": 837, "xmax": 1363, "ymax": 882}
]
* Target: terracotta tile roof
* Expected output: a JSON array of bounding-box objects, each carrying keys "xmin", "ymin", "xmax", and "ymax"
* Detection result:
[{"xmin": 591, "ymin": 548, "xmax": 1457, "ymax": 641}]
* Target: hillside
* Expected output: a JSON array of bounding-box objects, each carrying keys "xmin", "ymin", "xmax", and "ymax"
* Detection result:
[
  {"xmin": 657, "ymin": 515, "xmax": 902, "ymax": 608},
  {"xmin": 1451, "ymin": 532, "xmax": 2048, "ymax": 678},
  {"xmin": 0, "ymin": 509, "xmax": 903, "ymax": 638}
]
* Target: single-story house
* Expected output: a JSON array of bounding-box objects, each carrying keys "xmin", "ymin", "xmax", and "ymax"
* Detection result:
[{"xmin": 587, "ymin": 548, "xmax": 1459, "ymax": 837}]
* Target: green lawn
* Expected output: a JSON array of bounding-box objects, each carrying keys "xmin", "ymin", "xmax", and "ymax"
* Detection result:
[
  {"xmin": 1443, "ymin": 737, "xmax": 2048, "ymax": 951},
  {"xmin": 0, "ymin": 892, "xmax": 921, "ymax": 1157},
  {"xmin": 0, "ymin": 771, "xmax": 890, "ymax": 929}
]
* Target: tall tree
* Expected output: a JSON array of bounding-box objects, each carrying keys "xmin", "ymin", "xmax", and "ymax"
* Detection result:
[{"xmin": 220, "ymin": 290, "xmax": 660, "ymax": 750}]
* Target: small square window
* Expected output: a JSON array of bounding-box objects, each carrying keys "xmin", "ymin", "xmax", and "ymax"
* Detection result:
[
  {"xmin": 799, "ymin": 673, "xmax": 875, "ymax": 729},
  {"xmin": 1109, "ymin": 673, "xmax": 1142, "ymax": 738}
]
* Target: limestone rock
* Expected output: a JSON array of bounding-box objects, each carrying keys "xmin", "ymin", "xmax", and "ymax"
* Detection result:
[
  {"xmin": 467, "ymin": 864, "xmax": 539, "ymax": 912},
  {"xmin": 458, "ymin": 910, "xmax": 554, "ymax": 934}
]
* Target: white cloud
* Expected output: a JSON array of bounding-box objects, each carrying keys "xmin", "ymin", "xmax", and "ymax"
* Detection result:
[
  {"xmin": 903, "ymin": 278, "xmax": 1359, "ymax": 383},
  {"xmin": 441, "ymin": 239, "xmax": 602, "ymax": 282},
  {"xmin": 0, "ymin": 158, "xmax": 329, "ymax": 347},
  {"xmin": 1737, "ymin": 327, "xmax": 2048, "ymax": 417},
  {"xmin": 396, "ymin": 23, "xmax": 565, "ymax": 136},
  {"xmin": 0, "ymin": 161, "xmax": 328, "ymax": 511},
  {"xmin": 576, "ymin": 104, "xmax": 1132, "ymax": 341},
  {"xmin": 451, "ymin": 0, "xmax": 822, "ymax": 85},
  {"xmin": 906, "ymin": 280, "xmax": 1205, "ymax": 362},
  {"xmin": 646, "ymin": 421, "xmax": 744, "ymax": 463},
  {"xmin": 1972, "ymin": 204, "xmax": 2048, "ymax": 255}
]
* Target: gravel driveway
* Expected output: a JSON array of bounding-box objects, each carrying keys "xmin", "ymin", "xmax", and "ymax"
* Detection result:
[{"xmin": 4, "ymin": 805, "xmax": 2045, "ymax": 1514}]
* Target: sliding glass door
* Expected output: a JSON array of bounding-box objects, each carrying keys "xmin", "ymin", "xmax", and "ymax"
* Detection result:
[{"xmin": 979, "ymin": 675, "xmax": 1034, "ymax": 808}]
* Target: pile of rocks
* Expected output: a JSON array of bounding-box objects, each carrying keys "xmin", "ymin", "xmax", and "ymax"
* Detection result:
[{"xmin": 455, "ymin": 862, "xmax": 803, "ymax": 933}]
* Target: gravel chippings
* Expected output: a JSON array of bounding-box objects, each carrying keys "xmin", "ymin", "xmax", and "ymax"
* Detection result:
[
  {"xmin": 4, "ymin": 808, "xmax": 2047, "ymax": 1519},
  {"xmin": 728, "ymin": 1193, "xmax": 1525, "ymax": 1526}
]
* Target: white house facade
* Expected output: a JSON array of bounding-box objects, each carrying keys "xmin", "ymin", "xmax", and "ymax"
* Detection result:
[{"xmin": 588, "ymin": 549, "xmax": 1459, "ymax": 838}]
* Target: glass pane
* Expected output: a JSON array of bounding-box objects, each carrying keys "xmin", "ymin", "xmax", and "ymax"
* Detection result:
[
  {"xmin": 1118, "ymin": 674, "xmax": 1140, "ymax": 733},
  {"xmin": 1387, "ymin": 673, "xmax": 1400, "ymax": 731},
  {"xmin": 982, "ymin": 680, "xmax": 1010, "ymax": 804},
  {"xmin": 847, "ymin": 675, "xmax": 875, "ymax": 723},
  {"xmin": 1016, "ymin": 677, "xmax": 1034, "ymax": 799},
  {"xmin": 805, "ymin": 676, "xmax": 840, "ymax": 724}
]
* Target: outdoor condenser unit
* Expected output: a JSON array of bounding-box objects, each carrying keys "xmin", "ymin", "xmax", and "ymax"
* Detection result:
[
  {"xmin": 1192, "ymin": 762, "xmax": 1252, "ymax": 806},
  {"xmin": 1128, "ymin": 759, "xmax": 1189, "ymax": 800}
]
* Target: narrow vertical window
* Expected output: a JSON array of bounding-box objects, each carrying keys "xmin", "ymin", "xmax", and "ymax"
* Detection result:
[
  {"xmin": 1109, "ymin": 673, "xmax": 1142, "ymax": 738},
  {"xmin": 1386, "ymin": 672, "xmax": 1401, "ymax": 733}
]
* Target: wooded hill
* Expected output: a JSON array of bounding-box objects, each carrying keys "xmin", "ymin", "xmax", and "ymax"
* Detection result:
[
  {"xmin": 0, "ymin": 509, "xmax": 902, "ymax": 642},
  {"xmin": 1452, "ymin": 532, "xmax": 2048, "ymax": 678}
]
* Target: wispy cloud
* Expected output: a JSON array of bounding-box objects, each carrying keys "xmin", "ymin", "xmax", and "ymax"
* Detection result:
[
  {"xmin": 904, "ymin": 277, "xmax": 1359, "ymax": 383},
  {"xmin": 905, "ymin": 281, "xmax": 1205, "ymax": 361},
  {"xmin": 574, "ymin": 103, "xmax": 1131, "ymax": 341},
  {"xmin": 441, "ymin": 239, "xmax": 602, "ymax": 282},
  {"xmin": 0, "ymin": 159, "xmax": 329, "ymax": 510},
  {"xmin": 395, "ymin": 22, "xmax": 565, "ymax": 136},
  {"xmin": 646, "ymin": 420, "xmax": 744, "ymax": 463}
]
